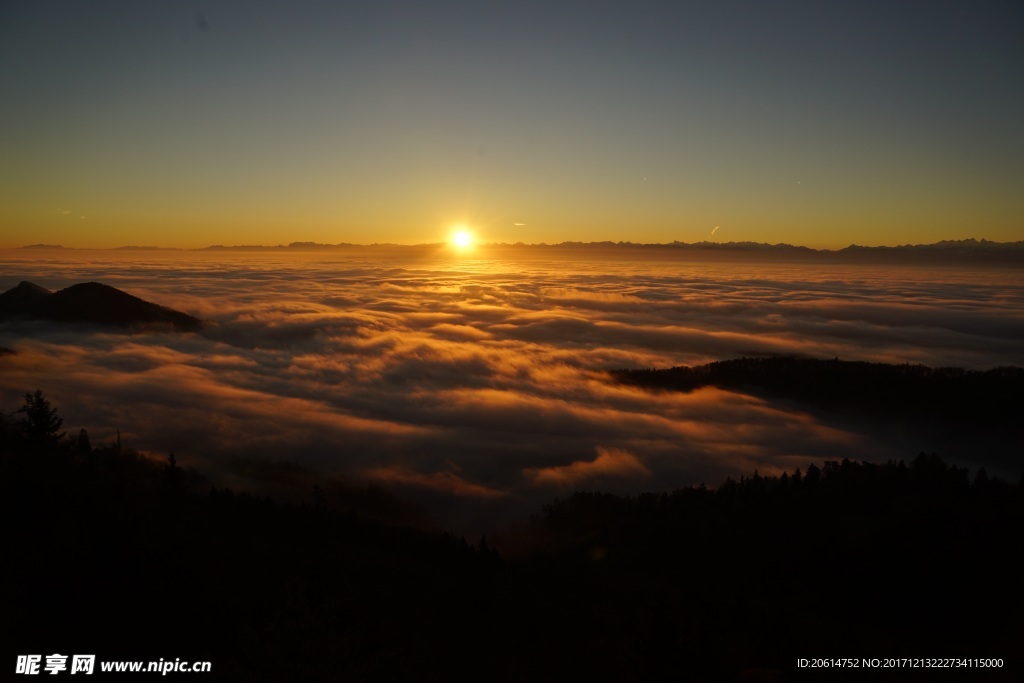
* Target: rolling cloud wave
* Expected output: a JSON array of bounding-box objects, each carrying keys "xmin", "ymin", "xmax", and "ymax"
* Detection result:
[{"xmin": 2, "ymin": 252, "xmax": 1021, "ymax": 530}]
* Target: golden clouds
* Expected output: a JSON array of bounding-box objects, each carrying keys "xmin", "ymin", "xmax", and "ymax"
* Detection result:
[
  {"xmin": 1, "ymin": 252, "xmax": 1020, "ymax": 531},
  {"xmin": 526, "ymin": 447, "xmax": 651, "ymax": 487}
]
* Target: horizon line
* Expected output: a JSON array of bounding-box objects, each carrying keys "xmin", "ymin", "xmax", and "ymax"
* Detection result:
[{"xmin": 4, "ymin": 237, "xmax": 1022, "ymax": 253}]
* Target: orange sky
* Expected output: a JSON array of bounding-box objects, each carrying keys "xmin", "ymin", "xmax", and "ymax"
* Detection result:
[{"xmin": 2, "ymin": 1, "xmax": 1022, "ymax": 250}]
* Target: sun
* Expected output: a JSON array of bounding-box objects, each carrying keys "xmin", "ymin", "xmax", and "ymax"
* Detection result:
[{"xmin": 451, "ymin": 228, "xmax": 473, "ymax": 249}]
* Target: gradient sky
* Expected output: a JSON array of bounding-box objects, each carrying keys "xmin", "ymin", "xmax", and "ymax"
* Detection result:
[{"xmin": 2, "ymin": 0, "xmax": 1022, "ymax": 249}]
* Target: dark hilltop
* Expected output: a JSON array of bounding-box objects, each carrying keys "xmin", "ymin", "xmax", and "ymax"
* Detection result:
[
  {"xmin": 612, "ymin": 356, "xmax": 1024, "ymax": 428},
  {"xmin": 0, "ymin": 281, "xmax": 202, "ymax": 331},
  {"xmin": 613, "ymin": 356, "xmax": 1024, "ymax": 476}
]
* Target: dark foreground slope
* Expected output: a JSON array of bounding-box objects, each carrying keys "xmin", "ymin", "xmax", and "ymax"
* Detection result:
[
  {"xmin": 4, "ymin": 393, "xmax": 1021, "ymax": 681},
  {"xmin": 0, "ymin": 281, "xmax": 202, "ymax": 330}
]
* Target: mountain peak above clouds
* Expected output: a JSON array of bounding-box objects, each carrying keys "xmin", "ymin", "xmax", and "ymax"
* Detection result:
[
  {"xmin": 0, "ymin": 281, "xmax": 202, "ymax": 331},
  {"xmin": 0, "ymin": 281, "xmax": 54, "ymax": 316}
]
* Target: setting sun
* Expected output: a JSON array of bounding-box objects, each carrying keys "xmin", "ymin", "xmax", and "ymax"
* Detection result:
[{"xmin": 452, "ymin": 229, "xmax": 473, "ymax": 249}]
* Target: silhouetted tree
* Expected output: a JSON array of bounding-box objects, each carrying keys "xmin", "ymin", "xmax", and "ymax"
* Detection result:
[
  {"xmin": 17, "ymin": 390, "xmax": 65, "ymax": 446},
  {"xmin": 162, "ymin": 451, "xmax": 181, "ymax": 489},
  {"xmin": 75, "ymin": 428, "xmax": 92, "ymax": 455}
]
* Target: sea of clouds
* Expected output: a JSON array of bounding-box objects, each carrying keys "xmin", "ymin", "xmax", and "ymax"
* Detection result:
[{"xmin": 2, "ymin": 250, "xmax": 1022, "ymax": 531}]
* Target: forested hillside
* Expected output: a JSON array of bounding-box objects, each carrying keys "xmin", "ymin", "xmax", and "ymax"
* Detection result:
[
  {"xmin": 4, "ymin": 392, "xmax": 1020, "ymax": 681},
  {"xmin": 613, "ymin": 356, "xmax": 1024, "ymax": 431}
]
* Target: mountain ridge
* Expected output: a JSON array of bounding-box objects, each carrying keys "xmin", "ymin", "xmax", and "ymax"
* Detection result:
[
  {"xmin": 11, "ymin": 237, "xmax": 1024, "ymax": 255},
  {"xmin": 0, "ymin": 281, "xmax": 202, "ymax": 331},
  {"xmin": 612, "ymin": 356, "xmax": 1024, "ymax": 435}
]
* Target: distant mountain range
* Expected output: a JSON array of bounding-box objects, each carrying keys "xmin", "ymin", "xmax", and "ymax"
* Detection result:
[
  {"xmin": 12, "ymin": 238, "xmax": 1024, "ymax": 263},
  {"xmin": 0, "ymin": 281, "xmax": 202, "ymax": 331}
]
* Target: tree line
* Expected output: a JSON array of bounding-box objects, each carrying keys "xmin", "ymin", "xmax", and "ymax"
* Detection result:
[{"xmin": 3, "ymin": 391, "xmax": 1020, "ymax": 681}]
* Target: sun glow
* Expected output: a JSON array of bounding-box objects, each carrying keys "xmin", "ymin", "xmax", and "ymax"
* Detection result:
[{"xmin": 451, "ymin": 229, "xmax": 473, "ymax": 250}]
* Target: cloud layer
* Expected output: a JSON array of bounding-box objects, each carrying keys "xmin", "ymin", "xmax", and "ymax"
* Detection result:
[{"xmin": 2, "ymin": 251, "xmax": 1021, "ymax": 530}]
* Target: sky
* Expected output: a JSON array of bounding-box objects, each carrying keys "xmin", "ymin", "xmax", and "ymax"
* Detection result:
[
  {"xmin": 1, "ymin": 0, "xmax": 1022, "ymax": 249},
  {"xmin": 2, "ymin": 253, "xmax": 1022, "ymax": 531}
]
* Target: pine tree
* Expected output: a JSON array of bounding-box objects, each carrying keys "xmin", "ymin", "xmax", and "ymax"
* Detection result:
[
  {"xmin": 76, "ymin": 428, "xmax": 92, "ymax": 455},
  {"xmin": 17, "ymin": 390, "xmax": 65, "ymax": 445}
]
